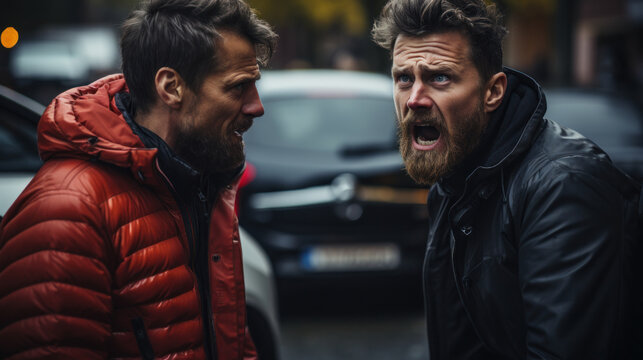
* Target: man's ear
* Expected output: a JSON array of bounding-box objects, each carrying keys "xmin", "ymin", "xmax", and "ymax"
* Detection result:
[
  {"xmin": 483, "ymin": 71, "xmax": 507, "ymax": 113},
  {"xmin": 154, "ymin": 67, "xmax": 185, "ymax": 109}
]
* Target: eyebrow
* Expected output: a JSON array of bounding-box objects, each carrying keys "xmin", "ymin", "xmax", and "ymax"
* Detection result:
[
  {"xmin": 224, "ymin": 70, "xmax": 262, "ymax": 87},
  {"xmin": 391, "ymin": 64, "xmax": 460, "ymax": 79},
  {"xmin": 392, "ymin": 62, "xmax": 458, "ymax": 76}
]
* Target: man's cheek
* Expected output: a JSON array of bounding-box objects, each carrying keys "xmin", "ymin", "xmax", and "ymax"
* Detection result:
[
  {"xmin": 395, "ymin": 96, "xmax": 409, "ymax": 122},
  {"xmin": 393, "ymin": 96, "xmax": 401, "ymax": 119}
]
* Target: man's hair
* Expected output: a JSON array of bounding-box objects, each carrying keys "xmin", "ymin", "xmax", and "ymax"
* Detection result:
[
  {"xmin": 371, "ymin": 0, "xmax": 506, "ymax": 82},
  {"xmin": 121, "ymin": 0, "xmax": 278, "ymax": 114}
]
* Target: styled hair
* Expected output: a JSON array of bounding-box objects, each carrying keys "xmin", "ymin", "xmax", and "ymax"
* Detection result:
[
  {"xmin": 121, "ymin": 0, "xmax": 278, "ymax": 113},
  {"xmin": 371, "ymin": 0, "xmax": 506, "ymax": 81}
]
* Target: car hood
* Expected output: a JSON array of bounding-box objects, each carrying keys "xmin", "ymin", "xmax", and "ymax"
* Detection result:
[{"xmin": 245, "ymin": 145, "xmax": 412, "ymax": 190}]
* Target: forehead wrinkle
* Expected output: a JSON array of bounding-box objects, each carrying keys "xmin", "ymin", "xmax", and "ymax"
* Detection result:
[
  {"xmin": 222, "ymin": 65, "xmax": 261, "ymax": 85},
  {"xmin": 393, "ymin": 34, "xmax": 471, "ymax": 70},
  {"xmin": 392, "ymin": 54, "xmax": 463, "ymax": 75},
  {"xmin": 394, "ymin": 35, "xmax": 463, "ymax": 55}
]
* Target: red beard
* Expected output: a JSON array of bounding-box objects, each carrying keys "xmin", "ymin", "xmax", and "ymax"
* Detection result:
[{"xmin": 398, "ymin": 101, "xmax": 486, "ymax": 185}]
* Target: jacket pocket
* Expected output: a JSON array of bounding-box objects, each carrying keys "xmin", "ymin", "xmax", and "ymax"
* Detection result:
[{"xmin": 131, "ymin": 317, "xmax": 154, "ymax": 360}]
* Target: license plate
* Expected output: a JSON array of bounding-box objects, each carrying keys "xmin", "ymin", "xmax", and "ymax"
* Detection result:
[{"xmin": 301, "ymin": 244, "xmax": 401, "ymax": 272}]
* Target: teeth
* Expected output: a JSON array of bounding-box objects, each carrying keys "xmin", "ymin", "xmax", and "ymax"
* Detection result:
[
  {"xmin": 414, "ymin": 124, "xmax": 439, "ymax": 146},
  {"xmin": 416, "ymin": 137, "xmax": 437, "ymax": 146}
]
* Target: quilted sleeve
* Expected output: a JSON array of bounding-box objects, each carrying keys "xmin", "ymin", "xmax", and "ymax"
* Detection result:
[{"xmin": 0, "ymin": 189, "xmax": 112, "ymax": 360}]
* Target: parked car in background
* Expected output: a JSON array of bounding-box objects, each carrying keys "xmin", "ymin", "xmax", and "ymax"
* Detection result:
[
  {"xmin": 240, "ymin": 72, "xmax": 643, "ymax": 303},
  {"xmin": 0, "ymin": 84, "xmax": 43, "ymax": 215},
  {"xmin": 9, "ymin": 26, "xmax": 121, "ymax": 105},
  {"xmin": 10, "ymin": 40, "xmax": 91, "ymax": 87},
  {"xmin": 545, "ymin": 88, "xmax": 643, "ymax": 181},
  {"xmin": 0, "ymin": 84, "xmax": 280, "ymax": 360},
  {"xmin": 239, "ymin": 70, "xmax": 430, "ymax": 299},
  {"xmin": 38, "ymin": 26, "xmax": 121, "ymax": 79},
  {"xmin": 240, "ymin": 227, "xmax": 281, "ymax": 360}
]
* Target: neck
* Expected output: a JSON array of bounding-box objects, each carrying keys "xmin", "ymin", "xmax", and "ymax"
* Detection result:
[{"xmin": 135, "ymin": 106, "xmax": 175, "ymax": 148}]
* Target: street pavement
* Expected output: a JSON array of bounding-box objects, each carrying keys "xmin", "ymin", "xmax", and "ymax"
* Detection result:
[
  {"xmin": 277, "ymin": 284, "xmax": 428, "ymax": 359},
  {"xmin": 281, "ymin": 311, "xmax": 428, "ymax": 360}
]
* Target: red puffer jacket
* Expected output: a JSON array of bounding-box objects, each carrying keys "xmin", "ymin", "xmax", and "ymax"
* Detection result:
[{"xmin": 0, "ymin": 75, "xmax": 257, "ymax": 360}]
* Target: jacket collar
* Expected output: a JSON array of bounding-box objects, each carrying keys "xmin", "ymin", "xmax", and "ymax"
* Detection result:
[
  {"xmin": 437, "ymin": 67, "xmax": 547, "ymax": 196},
  {"xmin": 115, "ymin": 91, "xmax": 244, "ymax": 202},
  {"xmin": 115, "ymin": 91, "xmax": 204, "ymax": 201},
  {"xmin": 37, "ymin": 74, "xmax": 242, "ymax": 203}
]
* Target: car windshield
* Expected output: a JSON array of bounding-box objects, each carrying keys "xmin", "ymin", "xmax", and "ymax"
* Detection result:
[{"xmin": 245, "ymin": 96, "xmax": 397, "ymax": 154}]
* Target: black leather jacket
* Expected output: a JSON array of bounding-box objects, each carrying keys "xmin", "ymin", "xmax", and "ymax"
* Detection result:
[{"xmin": 423, "ymin": 68, "xmax": 641, "ymax": 359}]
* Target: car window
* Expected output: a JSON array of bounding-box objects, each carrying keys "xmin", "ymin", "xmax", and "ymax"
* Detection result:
[
  {"xmin": 246, "ymin": 97, "xmax": 397, "ymax": 153},
  {"xmin": 0, "ymin": 106, "xmax": 41, "ymax": 172}
]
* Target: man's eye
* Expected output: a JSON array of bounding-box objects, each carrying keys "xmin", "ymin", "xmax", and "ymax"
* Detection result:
[
  {"xmin": 433, "ymin": 74, "xmax": 450, "ymax": 83},
  {"xmin": 397, "ymin": 74, "xmax": 412, "ymax": 84}
]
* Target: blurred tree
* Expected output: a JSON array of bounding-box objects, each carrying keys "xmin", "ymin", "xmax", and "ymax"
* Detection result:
[
  {"xmin": 250, "ymin": 0, "xmax": 367, "ymax": 35},
  {"xmin": 496, "ymin": 0, "xmax": 556, "ymax": 14},
  {"xmin": 249, "ymin": 0, "xmax": 390, "ymax": 70},
  {"xmin": 1, "ymin": 0, "xmax": 86, "ymax": 33}
]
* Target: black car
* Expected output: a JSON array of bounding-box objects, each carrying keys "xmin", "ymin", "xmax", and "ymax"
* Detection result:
[
  {"xmin": 0, "ymin": 84, "xmax": 43, "ymax": 215},
  {"xmin": 239, "ymin": 70, "xmax": 430, "ymax": 298}
]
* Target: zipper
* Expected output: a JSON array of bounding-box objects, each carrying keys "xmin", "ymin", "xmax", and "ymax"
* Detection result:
[
  {"xmin": 194, "ymin": 188, "xmax": 218, "ymax": 360},
  {"xmin": 131, "ymin": 317, "xmax": 154, "ymax": 360},
  {"xmin": 423, "ymin": 195, "xmax": 449, "ymax": 359},
  {"xmin": 449, "ymin": 230, "xmax": 492, "ymax": 353},
  {"xmin": 154, "ymin": 159, "xmax": 198, "ymax": 270},
  {"xmin": 153, "ymin": 161, "xmax": 218, "ymax": 359},
  {"xmin": 448, "ymin": 187, "xmax": 492, "ymax": 353}
]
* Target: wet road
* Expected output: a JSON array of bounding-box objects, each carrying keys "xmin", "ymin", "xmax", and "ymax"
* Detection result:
[
  {"xmin": 281, "ymin": 311, "xmax": 428, "ymax": 360},
  {"xmin": 277, "ymin": 284, "xmax": 428, "ymax": 360}
]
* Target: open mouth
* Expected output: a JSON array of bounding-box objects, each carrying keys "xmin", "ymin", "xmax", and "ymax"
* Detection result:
[{"xmin": 413, "ymin": 124, "xmax": 440, "ymax": 147}]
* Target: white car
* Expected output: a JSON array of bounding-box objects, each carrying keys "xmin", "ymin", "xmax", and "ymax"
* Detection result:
[{"xmin": 0, "ymin": 84, "xmax": 280, "ymax": 359}]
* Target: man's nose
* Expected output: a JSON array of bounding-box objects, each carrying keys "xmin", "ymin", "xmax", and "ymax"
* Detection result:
[
  {"xmin": 406, "ymin": 82, "xmax": 433, "ymax": 110},
  {"xmin": 243, "ymin": 85, "xmax": 264, "ymax": 117}
]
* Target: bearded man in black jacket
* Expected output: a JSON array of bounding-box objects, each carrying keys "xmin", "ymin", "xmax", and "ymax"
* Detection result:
[{"xmin": 372, "ymin": 0, "xmax": 642, "ymax": 358}]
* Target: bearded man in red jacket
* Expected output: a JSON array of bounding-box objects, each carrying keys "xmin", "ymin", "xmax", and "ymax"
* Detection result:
[{"xmin": 0, "ymin": 0, "xmax": 277, "ymax": 358}]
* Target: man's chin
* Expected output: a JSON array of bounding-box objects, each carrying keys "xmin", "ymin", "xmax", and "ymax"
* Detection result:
[
  {"xmin": 401, "ymin": 142, "xmax": 455, "ymax": 185},
  {"xmin": 402, "ymin": 156, "xmax": 439, "ymax": 185},
  {"xmin": 405, "ymin": 167, "xmax": 439, "ymax": 185}
]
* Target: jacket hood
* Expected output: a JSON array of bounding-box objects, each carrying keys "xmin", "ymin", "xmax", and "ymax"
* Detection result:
[
  {"xmin": 482, "ymin": 67, "xmax": 546, "ymax": 169},
  {"xmin": 437, "ymin": 67, "xmax": 546, "ymax": 194},
  {"xmin": 38, "ymin": 74, "xmax": 158, "ymax": 175}
]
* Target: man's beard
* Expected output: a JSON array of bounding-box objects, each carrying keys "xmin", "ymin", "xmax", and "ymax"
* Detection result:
[
  {"xmin": 173, "ymin": 124, "xmax": 245, "ymax": 176},
  {"xmin": 398, "ymin": 101, "xmax": 487, "ymax": 185}
]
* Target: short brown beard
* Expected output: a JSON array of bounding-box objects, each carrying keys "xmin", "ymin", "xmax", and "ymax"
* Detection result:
[
  {"xmin": 398, "ymin": 101, "xmax": 487, "ymax": 185},
  {"xmin": 174, "ymin": 124, "xmax": 245, "ymax": 175},
  {"xmin": 173, "ymin": 106, "xmax": 245, "ymax": 176}
]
